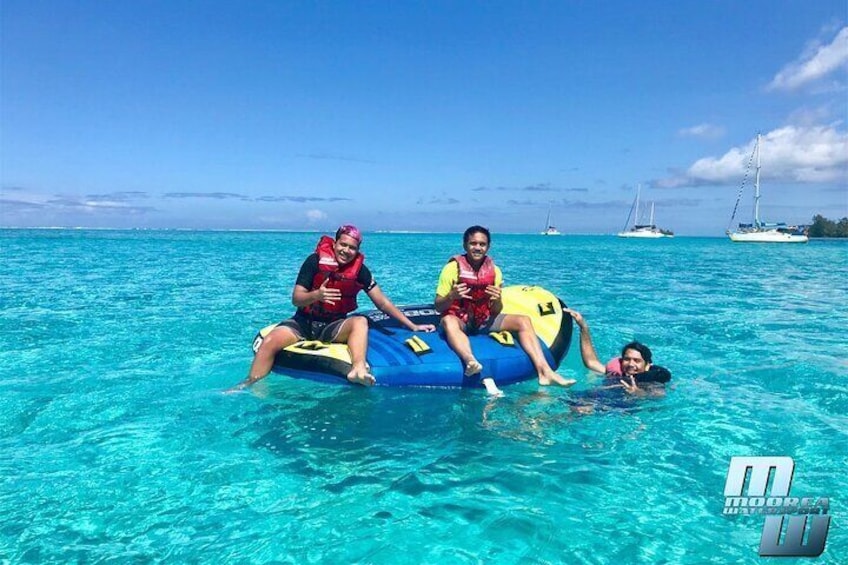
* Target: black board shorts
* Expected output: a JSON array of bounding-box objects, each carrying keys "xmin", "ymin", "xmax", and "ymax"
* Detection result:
[{"xmin": 276, "ymin": 316, "xmax": 349, "ymax": 342}]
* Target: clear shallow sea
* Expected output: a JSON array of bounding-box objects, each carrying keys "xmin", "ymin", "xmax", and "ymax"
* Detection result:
[{"xmin": 1, "ymin": 229, "xmax": 846, "ymax": 564}]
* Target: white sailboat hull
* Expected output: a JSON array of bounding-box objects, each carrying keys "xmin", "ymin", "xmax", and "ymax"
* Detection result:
[
  {"xmin": 617, "ymin": 229, "xmax": 672, "ymax": 238},
  {"xmin": 728, "ymin": 230, "xmax": 808, "ymax": 243}
]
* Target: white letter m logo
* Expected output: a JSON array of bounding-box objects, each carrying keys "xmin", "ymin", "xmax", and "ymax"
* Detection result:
[
  {"xmin": 724, "ymin": 456, "xmax": 830, "ymax": 557},
  {"xmin": 724, "ymin": 456, "xmax": 794, "ymax": 497}
]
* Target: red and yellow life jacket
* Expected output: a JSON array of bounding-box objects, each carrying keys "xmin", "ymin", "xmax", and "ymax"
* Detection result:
[
  {"xmin": 302, "ymin": 235, "xmax": 365, "ymax": 321},
  {"xmin": 443, "ymin": 254, "xmax": 497, "ymax": 327}
]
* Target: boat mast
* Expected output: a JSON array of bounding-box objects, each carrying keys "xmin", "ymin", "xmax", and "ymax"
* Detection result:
[
  {"xmin": 754, "ymin": 133, "xmax": 761, "ymax": 227},
  {"xmin": 545, "ymin": 204, "xmax": 552, "ymax": 229},
  {"xmin": 634, "ymin": 185, "xmax": 641, "ymax": 226},
  {"xmin": 649, "ymin": 202, "xmax": 655, "ymax": 226}
]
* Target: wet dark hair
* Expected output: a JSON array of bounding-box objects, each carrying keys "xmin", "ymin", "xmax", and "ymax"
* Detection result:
[
  {"xmin": 463, "ymin": 225, "xmax": 491, "ymax": 245},
  {"xmin": 621, "ymin": 341, "xmax": 652, "ymax": 364}
]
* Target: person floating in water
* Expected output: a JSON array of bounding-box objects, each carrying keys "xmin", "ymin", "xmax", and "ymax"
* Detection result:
[
  {"xmin": 228, "ymin": 225, "xmax": 435, "ymax": 392},
  {"xmin": 565, "ymin": 308, "xmax": 671, "ymax": 396},
  {"xmin": 434, "ymin": 225, "xmax": 576, "ymax": 396}
]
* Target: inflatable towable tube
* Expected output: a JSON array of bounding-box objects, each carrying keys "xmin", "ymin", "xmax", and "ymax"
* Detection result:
[{"xmin": 252, "ymin": 285, "xmax": 573, "ymax": 387}]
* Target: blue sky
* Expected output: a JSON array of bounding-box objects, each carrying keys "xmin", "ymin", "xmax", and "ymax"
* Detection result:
[{"xmin": 2, "ymin": 1, "xmax": 846, "ymax": 235}]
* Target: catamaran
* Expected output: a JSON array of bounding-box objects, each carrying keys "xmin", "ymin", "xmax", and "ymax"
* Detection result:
[
  {"xmin": 727, "ymin": 134, "xmax": 809, "ymax": 243},
  {"xmin": 617, "ymin": 186, "xmax": 673, "ymax": 238},
  {"xmin": 541, "ymin": 204, "xmax": 562, "ymax": 235}
]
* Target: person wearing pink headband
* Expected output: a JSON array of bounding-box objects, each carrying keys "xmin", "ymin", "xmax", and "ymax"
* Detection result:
[
  {"xmin": 335, "ymin": 224, "xmax": 362, "ymax": 244},
  {"xmin": 229, "ymin": 225, "xmax": 434, "ymax": 391}
]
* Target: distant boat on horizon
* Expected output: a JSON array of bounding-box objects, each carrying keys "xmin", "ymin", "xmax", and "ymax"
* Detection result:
[
  {"xmin": 617, "ymin": 186, "xmax": 673, "ymax": 239},
  {"xmin": 541, "ymin": 204, "xmax": 562, "ymax": 235},
  {"xmin": 726, "ymin": 133, "xmax": 809, "ymax": 243}
]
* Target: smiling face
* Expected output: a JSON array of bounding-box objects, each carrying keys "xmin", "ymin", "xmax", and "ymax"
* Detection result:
[
  {"xmin": 333, "ymin": 234, "xmax": 360, "ymax": 265},
  {"xmin": 463, "ymin": 231, "xmax": 490, "ymax": 264},
  {"xmin": 620, "ymin": 348, "xmax": 649, "ymax": 376}
]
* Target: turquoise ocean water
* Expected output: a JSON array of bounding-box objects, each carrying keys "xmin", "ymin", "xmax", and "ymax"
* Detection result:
[{"xmin": 1, "ymin": 229, "xmax": 846, "ymax": 563}]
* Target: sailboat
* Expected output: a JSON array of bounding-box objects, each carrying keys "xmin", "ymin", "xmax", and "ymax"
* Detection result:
[
  {"xmin": 727, "ymin": 134, "xmax": 809, "ymax": 243},
  {"xmin": 617, "ymin": 186, "xmax": 673, "ymax": 238},
  {"xmin": 541, "ymin": 204, "xmax": 562, "ymax": 235}
]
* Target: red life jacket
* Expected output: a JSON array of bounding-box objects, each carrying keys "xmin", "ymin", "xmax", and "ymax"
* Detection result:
[
  {"xmin": 443, "ymin": 254, "xmax": 497, "ymax": 327},
  {"xmin": 302, "ymin": 235, "xmax": 365, "ymax": 321}
]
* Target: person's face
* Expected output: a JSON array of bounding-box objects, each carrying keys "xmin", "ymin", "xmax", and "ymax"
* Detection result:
[
  {"xmin": 620, "ymin": 348, "xmax": 649, "ymax": 376},
  {"xmin": 463, "ymin": 232, "xmax": 490, "ymax": 263},
  {"xmin": 333, "ymin": 234, "xmax": 360, "ymax": 265}
]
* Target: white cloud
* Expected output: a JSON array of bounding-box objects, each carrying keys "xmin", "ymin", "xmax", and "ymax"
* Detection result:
[
  {"xmin": 678, "ymin": 124, "xmax": 726, "ymax": 140},
  {"xmin": 658, "ymin": 125, "xmax": 848, "ymax": 187},
  {"xmin": 306, "ymin": 209, "xmax": 327, "ymax": 222},
  {"xmin": 769, "ymin": 26, "xmax": 848, "ymax": 91},
  {"xmin": 82, "ymin": 200, "xmax": 128, "ymax": 209}
]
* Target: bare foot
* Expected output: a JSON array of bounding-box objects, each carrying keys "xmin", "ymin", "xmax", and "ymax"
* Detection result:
[
  {"xmin": 347, "ymin": 364, "xmax": 376, "ymax": 386},
  {"xmin": 464, "ymin": 359, "xmax": 483, "ymax": 377},
  {"xmin": 224, "ymin": 378, "xmax": 256, "ymax": 394},
  {"xmin": 538, "ymin": 370, "xmax": 576, "ymax": 387},
  {"xmin": 482, "ymin": 377, "xmax": 504, "ymax": 397}
]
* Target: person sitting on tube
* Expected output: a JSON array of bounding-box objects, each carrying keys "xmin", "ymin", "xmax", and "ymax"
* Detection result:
[
  {"xmin": 434, "ymin": 225, "xmax": 576, "ymax": 396},
  {"xmin": 229, "ymin": 225, "xmax": 435, "ymax": 391}
]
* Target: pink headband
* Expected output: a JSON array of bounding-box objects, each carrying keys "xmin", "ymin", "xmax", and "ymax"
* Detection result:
[{"xmin": 335, "ymin": 224, "xmax": 362, "ymax": 244}]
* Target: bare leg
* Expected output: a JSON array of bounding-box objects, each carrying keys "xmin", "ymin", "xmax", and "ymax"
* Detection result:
[
  {"xmin": 440, "ymin": 315, "xmax": 482, "ymax": 376},
  {"xmin": 227, "ymin": 326, "xmax": 300, "ymax": 392},
  {"xmin": 334, "ymin": 316, "xmax": 375, "ymax": 386},
  {"xmin": 500, "ymin": 314, "xmax": 575, "ymax": 387}
]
